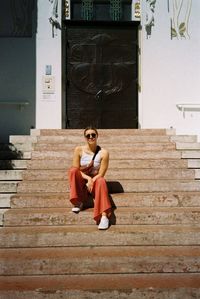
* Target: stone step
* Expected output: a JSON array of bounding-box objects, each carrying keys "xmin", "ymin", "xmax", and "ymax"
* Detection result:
[
  {"xmin": 0, "ymin": 170, "xmax": 23, "ymax": 181},
  {"xmin": 0, "ymin": 209, "xmax": 8, "ymax": 226},
  {"xmin": 17, "ymin": 180, "xmax": 200, "ymax": 193},
  {"xmin": 10, "ymin": 131, "xmax": 197, "ymax": 143},
  {"xmin": 36, "ymin": 135, "xmax": 172, "ymax": 144},
  {"xmin": 31, "ymin": 128, "xmax": 175, "ymax": 136},
  {"xmin": 27, "ymin": 158, "xmax": 188, "ymax": 170},
  {"xmin": 1, "ymin": 225, "xmax": 200, "ymax": 248},
  {"xmin": 21, "ymin": 168, "xmax": 195, "ymax": 181},
  {"xmin": 170, "ymin": 135, "xmax": 197, "ymax": 142},
  {"xmin": 11, "ymin": 143, "xmax": 33, "ymax": 152},
  {"xmin": 176, "ymin": 142, "xmax": 200, "ymax": 150},
  {"xmin": 9, "ymin": 135, "xmax": 37, "ymax": 144},
  {"xmin": 188, "ymin": 159, "xmax": 200, "ymax": 168},
  {"xmin": 0, "ymin": 182, "xmax": 18, "ymax": 193},
  {"xmin": 41, "ymin": 136, "xmax": 176, "ymax": 144},
  {"xmin": 0, "ymin": 286, "xmax": 200, "ymax": 299},
  {"xmin": 0, "ymin": 143, "xmax": 18, "ymax": 151},
  {"xmin": 0, "ymin": 194, "xmax": 12, "ymax": 208},
  {"xmin": 0, "ymin": 142, "xmax": 33, "ymax": 152},
  {"xmin": 0, "ymin": 159, "xmax": 27, "ymax": 170},
  {"xmin": 33, "ymin": 142, "xmax": 176, "ymax": 151},
  {"xmin": 1, "ymin": 274, "xmax": 200, "ymax": 298},
  {"xmin": 0, "ymin": 151, "xmax": 31, "ymax": 159},
  {"xmin": 195, "ymin": 169, "xmax": 200, "ymax": 179},
  {"xmin": 10, "ymin": 191, "xmax": 200, "ymax": 208},
  {"xmin": 34, "ymin": 134, "xmax": 197, "ymax": 144},
  {"xmin": 4, "ymin": 207, "xmax": 200, "ymax": 227},
  {"xmin": 0, "ymin": 246, "xmax": 200, "ymax": 275},
  {"xmin": 0, "ymin": 142, "xmax": 32, "ymax": 155},
  {"xmin": 31, "ymin": 150, "xmax": 181, "ymax": 160},
  {"xmin": 182, "ymin": 151, "xmax": 200, "ymax": 159}
]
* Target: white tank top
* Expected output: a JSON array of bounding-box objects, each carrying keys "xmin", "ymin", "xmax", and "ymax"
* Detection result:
[{"xmin": 80, "ymin": 150, "xmax": 101, "ymax": 174}]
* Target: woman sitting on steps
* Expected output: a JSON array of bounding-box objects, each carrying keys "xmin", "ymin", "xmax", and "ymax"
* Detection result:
[{"xmin": 68, "ymin": 126, "xmax": 112, "ymax": 230}]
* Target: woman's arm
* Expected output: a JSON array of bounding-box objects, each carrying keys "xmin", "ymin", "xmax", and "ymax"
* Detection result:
[{"xmin": 72, "ymin": 146, "xmax": 81, "ymax": 168}]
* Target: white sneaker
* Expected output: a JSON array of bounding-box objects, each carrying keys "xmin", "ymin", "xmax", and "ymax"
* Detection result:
[
  {"xmin": 98, "ymin": 215, "xmax": 109, "ymax": 230},
  {"xmin": 72, "ymin": 203, "xmax": 83, "ymax": 213}
]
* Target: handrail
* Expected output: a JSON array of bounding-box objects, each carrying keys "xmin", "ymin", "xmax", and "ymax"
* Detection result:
[
  {"xmin": 0, "ymin": 101, "xmax": 29, "ymax": 110},
  {"xmin": 176, "ymin": 103, "xmax": 200, "ymax": 117}
]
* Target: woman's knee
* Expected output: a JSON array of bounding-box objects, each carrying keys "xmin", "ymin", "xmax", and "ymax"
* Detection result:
[{"xmin": 95, "ymin": 177, "xmax": 107, "ymax": 187}]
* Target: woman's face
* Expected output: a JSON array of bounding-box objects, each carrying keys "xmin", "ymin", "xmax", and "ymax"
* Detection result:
[{"xmin": 84, "ymin": 129, "xmax": 98, "ymax": 144}]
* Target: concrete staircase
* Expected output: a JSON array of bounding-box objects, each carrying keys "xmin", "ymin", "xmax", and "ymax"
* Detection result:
[
  {"xmin": 1, "ymin": 129, "xmax": 200, "ymax": 298},
  {"xmin": 0, "ymin": 137, "xmax": 36, "ymax": 226}
]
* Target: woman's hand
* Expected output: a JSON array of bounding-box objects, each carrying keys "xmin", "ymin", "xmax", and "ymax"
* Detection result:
[{"xmin": 86, "ymin": 177, "xmax": 94, "ymax": 193}]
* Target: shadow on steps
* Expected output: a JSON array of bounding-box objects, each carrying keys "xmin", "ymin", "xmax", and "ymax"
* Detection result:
[
  {"xmin": 0, "ymin": 143, "xmax": 23, "ymax": 169},
  {"xmin": 107, "ymin": 181, "xmax": 124, "ymax": 193}
]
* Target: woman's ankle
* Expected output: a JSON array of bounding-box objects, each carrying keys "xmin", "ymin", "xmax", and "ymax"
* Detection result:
[{"xmin": 102, "ymin": 212, "xmax": 107, "ymax": 217}]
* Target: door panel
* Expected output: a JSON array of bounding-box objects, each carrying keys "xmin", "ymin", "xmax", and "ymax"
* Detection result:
[{"xmin": 66, "ymin": 23, "xmax": 138, "ymax": 128}]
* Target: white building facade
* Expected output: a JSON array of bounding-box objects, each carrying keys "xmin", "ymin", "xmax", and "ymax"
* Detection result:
[{"xmin": 0, "ymin": 0, "xmax": 200, "ymax": 141}]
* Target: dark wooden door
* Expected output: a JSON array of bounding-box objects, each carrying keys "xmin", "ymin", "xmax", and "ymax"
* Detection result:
[{"xmin": 65, "ymin": 22, "xmax": 138, "ymax": 128}]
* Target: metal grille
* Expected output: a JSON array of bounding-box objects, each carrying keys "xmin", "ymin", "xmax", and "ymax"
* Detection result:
[
  {"xmin": 110, "ymin": 0, "xmax": 122, "ymax": 21},
  {"xmin": 81, "ymin": 0, "xmax": 93, "ymax": 20}
]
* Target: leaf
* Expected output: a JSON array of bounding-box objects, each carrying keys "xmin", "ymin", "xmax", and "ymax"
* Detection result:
[
  {"xmin": 171, "ymin": 27, "xmax": 177, "ymax": 38},
  {"xmin": 179, "ymin": 22, "xmax": 186, "ymax": 35}
]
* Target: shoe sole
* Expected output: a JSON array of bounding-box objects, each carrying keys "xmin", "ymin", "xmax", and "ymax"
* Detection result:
[{"xmin": 72, "ymin": 211, "xmax": 80, "ymax": 214}]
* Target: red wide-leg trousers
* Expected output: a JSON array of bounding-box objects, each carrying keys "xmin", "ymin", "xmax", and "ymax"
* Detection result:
[{"xmin": 69, "ymin": 167, "xmax": 112, "ymax": 222}]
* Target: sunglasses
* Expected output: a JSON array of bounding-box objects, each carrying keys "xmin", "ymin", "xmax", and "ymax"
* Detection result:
[{"xmin": 85, "ymin": 133, "xmax": 97, "ymax": 139}]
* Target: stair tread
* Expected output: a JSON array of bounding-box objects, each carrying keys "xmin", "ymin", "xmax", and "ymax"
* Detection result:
[
  {"xmin": 2, "ymin": 224, "xmax": 199, "ymax": 232},
  {"xmin": 5, "ymin": 206, "xmax": 200, "ymax": 213},
  {"xmin": 176, "ymin": 142, "xmax": 200, "ymax": 149},
  {"xmin": 16, "ymin": 179, "xmax": 200, "ymax": 194},
  {"xmin": 0, "ymin": 273, "xmax": 200, "ymax": 291},
  {"xmin": 17, "ymin": 179, "xmax": 200, "ymax": 182},
  {"xmin": 1, "ymin": 225, "xmax": 200, "ymax": 248},
  {"xmin": 10, "ymin": 191, "xmax": 200, "ymax": 208},
  {"xmin": 1, "ymin": 245, "xmax": 200, "ymax": 257},
  {"xmin": 27, "ymin": 159, "xmax": 188, "ymax": 170},
  {"xmin": 21, "ymin": 168, "xmax": 195, "ymax": 181},
  {"xmin": 4, "ymin": 206, "xmax": 200, "ymax": 227},
  {"xmin": 35, "ymin": 128, "xmax": 174, "ymax": 136},
  {"xmin": 33, "ymin": 143, "xmax": 176, "ymax": 151},
  {"xmin": 31, "ymin": 150, "xmax": 182, "ymax": 160},
  {"xmin": 1, "ymin": 246, "xmax": 200, "ymax": 276},
  {"xmin": 12, "ymin": 191, "xmax": 200, "ymax": 198},
  {"xmin": 0, "ymin": 169, "xmax": 23, "ymax": 181},
  {"xmin": 37, "ymin": 137, "xmax": 173, "ymax": 143}
]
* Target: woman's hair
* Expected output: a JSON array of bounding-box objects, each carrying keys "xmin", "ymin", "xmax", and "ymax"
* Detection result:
[{"xmin": 84, "ymin": 126, "xmax": 98, "ymax": 137}]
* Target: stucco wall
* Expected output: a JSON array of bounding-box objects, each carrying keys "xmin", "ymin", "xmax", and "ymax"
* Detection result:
[
  {"xmin": 36, "ymin": 0, "xmax": 62, "ymax": 129},
  {"xmin": 139, "ymin": 0, "xmax": 200, "ymax": 139}
]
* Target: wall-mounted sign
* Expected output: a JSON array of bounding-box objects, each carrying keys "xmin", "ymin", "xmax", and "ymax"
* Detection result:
[{"xmin": 42, "ymin": 76, "xmax": 55, "ymax": 94}]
